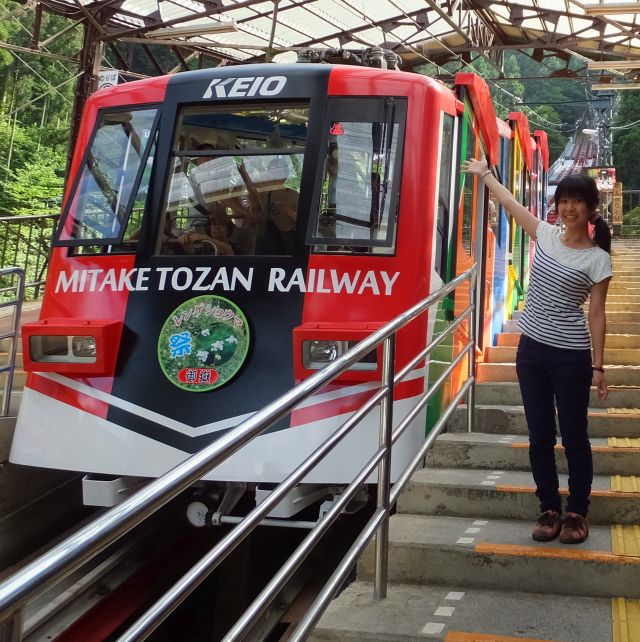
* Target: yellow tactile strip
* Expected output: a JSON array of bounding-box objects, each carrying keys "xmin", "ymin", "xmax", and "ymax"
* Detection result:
[
  {"xmin": 612, "ymin": 598, "xmax": 640, "ymax": 642},
  {"xmin": 612, "ymin": 525, "xmax": 640, "ymax": 557},
  {"xmin": 608, "ymin": 408, "xmax": 640, "ymax": 416},
  {"xmin": 609, "ymin": 438, "xmax": 640, "ymax": 448},
  {"xmin": 612, "ymin": 476, "xmax": 640, "ymax": 493}
]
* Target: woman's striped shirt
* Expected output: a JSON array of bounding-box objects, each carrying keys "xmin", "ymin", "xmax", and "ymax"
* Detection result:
[{"xmin": 517, "ymin": 221, "xmax": 613, "ymax": 350}]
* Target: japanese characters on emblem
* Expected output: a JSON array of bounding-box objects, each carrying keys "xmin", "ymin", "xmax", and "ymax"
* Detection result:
[{"xmin": 158, "ymin": 295, "xmax": 250, "ymax": 392}]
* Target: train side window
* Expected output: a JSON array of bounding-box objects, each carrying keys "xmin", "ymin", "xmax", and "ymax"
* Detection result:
[
  {"xmin": 435, "ymin": 114, "xmax": 455, "ymax": 278},
  {"xmin": 159, "ymin": 103, "xmax": 308, "ymax": 257},
  {"xmin": 55, "ymin": 108, "xmax": 158, "ymax": 253},
  {"xmin": 309, "ymin": 97, "xmax": 406, "ymax": 255}
]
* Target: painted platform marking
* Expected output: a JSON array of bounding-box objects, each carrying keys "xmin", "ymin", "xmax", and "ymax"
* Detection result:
[
  {"xmin": 421, "ymin": 622, "xmax": 446, "ymax": 635},
  {"xmin": 481, "ymin": 470, "xmax": 505, "ymax": 487},
  {"xmin": 457, "ymin": 516, "xmax": 492, "ymax": 545},
  {"xmin": 419, "ymin": 592, "xmax": 467, "ymax": 636},
  {"xmin": 435, "ymin": 606, "xmax": 456, "ymax": 617}
]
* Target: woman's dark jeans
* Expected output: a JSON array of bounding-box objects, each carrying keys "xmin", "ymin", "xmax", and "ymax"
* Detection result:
[{"xmin": 515, "ymin": 335, "xmax": 593, "ymax": 517}]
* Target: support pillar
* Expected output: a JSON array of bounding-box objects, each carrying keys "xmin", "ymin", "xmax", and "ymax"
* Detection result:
[{"xmin": 66, "ymin": 22, "xmax": 103, "ymax": 179}]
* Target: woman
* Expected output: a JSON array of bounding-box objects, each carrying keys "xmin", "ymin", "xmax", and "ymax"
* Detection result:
[{"xmin": 462, "ymin": 158, "xmax": 612, "ymax": 544}]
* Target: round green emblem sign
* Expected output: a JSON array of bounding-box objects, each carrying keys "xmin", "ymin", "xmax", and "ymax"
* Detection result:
[{"xmin": 158, "ymin": 295, "xmax": 250, "ymax": 391}]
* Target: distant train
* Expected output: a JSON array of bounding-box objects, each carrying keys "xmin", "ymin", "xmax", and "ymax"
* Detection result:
[{"xmin": 10, "ymin": 64, "xmax": 548, "ymax": 517}]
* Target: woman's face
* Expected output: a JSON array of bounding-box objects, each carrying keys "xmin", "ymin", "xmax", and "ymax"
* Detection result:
[
  {"xmin": 210, "ymin": 219, "xmax": 229, "ymax": 240},
  {"xmin": 557, "ymin": 195, "xmax": 593, "ymax": 229}
]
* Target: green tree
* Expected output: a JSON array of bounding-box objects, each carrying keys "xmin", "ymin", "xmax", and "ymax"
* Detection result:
[
  {"xmin": 613, "ymin": 91, "xmax": 640, "ymax": 189},
  {"xmin": 5, "ymin": 152, "xmax": 64, "ymax": 214}
]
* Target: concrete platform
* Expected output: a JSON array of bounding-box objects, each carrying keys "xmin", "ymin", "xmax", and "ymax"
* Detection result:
[
  {"xmin": 447, "ymin": 405, "xmax": 640, "ymax": 438},
  {"xmin": 357, "ymin": 514, "xmax": 640, "ymax": 598},
  {"xmin": 496, "ymin": 332, "xmax": 640, "ymax": 349},
  {"xmin": 478, "ymin": 363, "xmax": 640, "ymax": 386},
  {"xmin": 475, "ymin": 382, "xmax": 640, "ymax": 407},
  {"xmin": 311, "ymin": 582, "xmax": 616, "ymax": 642},
  {"xmin": 426, "ymin": 433, "xmax": 640, "ymax": 476},
  {"xmin": 485, "ymin": 345, "xmax": 640, "ymax": 365}
]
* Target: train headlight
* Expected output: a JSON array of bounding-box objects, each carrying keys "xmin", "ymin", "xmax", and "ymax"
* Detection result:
[
  {"xmin": 29, "ymin": 335, "xmax": 97, "ymax": 363},
  {"xmin": 303, "ymin": 340, "xmax": 346, "ymax": 368},
  {"xmin": 22, "ymin": 319, "xmax": 122, "ymax": 375},
  {"xmin": 72, "ymin": 336, "xmax": 97, "ymax": 358},
  {"xmin": 302, "ymin": 340, "xmax": 377, "ymax": 371}
]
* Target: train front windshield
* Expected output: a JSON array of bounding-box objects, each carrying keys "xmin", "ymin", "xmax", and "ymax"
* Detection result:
[{"xmin": 55, "ymin": 96, "xmax": 404, "ymax": 258}]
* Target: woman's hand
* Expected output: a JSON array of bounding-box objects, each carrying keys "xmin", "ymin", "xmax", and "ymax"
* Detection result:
[
  {"xmin": 592, "ymin": 370, "xmax": 608, "ymax": 403},
  {"xmin": 461, "ymin": 157, "xmax": 489, "ymax": 176}
]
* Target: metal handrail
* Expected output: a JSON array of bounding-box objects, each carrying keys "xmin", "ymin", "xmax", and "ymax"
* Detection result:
[
  {"xmin": 0, "ymin": 264, "xmax": 477, "ymax": 640},
  {"xmin": 0, "ymin": 213, "xmax": 58, "ymax": 300},
  {"xmin": 0, "ymin": 267, "xmax": 25, "ymax": 417}
]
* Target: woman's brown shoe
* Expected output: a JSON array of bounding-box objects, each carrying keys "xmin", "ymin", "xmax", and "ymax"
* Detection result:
[
  {"xmin": 532, "ymin": 510, "xmax": 563, "ymax": 541},
  {"xmin": 559, "ymin": 512, "xmax": 589, "ymax": 544}
]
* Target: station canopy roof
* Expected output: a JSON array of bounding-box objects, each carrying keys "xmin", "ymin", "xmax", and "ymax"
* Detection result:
[{"xmin": 19, "ymin": 0, "xmax": 640, "ymax": 84}]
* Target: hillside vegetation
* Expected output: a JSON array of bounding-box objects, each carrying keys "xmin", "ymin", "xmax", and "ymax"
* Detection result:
[{"xmin": 0, "ymin": 0, "xmax": 635, "ymax": 218}]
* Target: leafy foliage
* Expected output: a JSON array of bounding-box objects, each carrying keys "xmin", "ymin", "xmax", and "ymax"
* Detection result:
[
  {"xmin": 613, "ymin": 91, "xmax": 640, "ymax": 190},
  {"xmin": 0, "ymin": 1, "xmax": 80, "ymax": 217}
]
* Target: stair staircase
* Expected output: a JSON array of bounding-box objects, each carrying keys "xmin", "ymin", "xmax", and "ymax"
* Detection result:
[{"xmin": 311, "ymin": 237, "xmax": 640, "ymax": 642}]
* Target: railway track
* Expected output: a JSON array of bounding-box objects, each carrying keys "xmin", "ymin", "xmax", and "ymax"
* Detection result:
[{"xmin": 7, "ymin": 495, "xmax": 371, "ymax": 642}]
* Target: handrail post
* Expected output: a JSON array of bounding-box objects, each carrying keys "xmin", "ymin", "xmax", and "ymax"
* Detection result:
[
  {"xmin": 1, "ymin": 268, "xmax": 24, "ymax": 417},
  {"xmin": 467, "ymin": 267, "xmax": 477, "ymax": 433},
  {"xmin": 374, "ymin": 334, "xmax": 395, "ymax": 600}
]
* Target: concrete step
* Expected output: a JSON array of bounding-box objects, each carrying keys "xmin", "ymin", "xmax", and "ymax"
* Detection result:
[
  {"xmin": 426, "ymin": 433, "xmax": 640, "ymax": 476},
  {"xmin": 357, "ymin": 514, "xmax": 640, "ymax": 598},
  {"xmin": 449, "ymin": 404, "xmax": 640, "ymax": 438},
  {"xmin": 398, "ymin": 468, "xmax": 640, "ymax": 525},
  {"xmin": 499, "ymin": 319, "xmax": 640, "ymax": 333},
  {"xmin": 311, "ymin": 582, "xmax": 617, "ymax": 642},
  {"xmin": 598, "ymin": 302, "xmax": 640, "ymax": 311},
  {"xmin": 476, "ymin": 381, "xmax": 640, "ymax": 407},
  {"xmin": 0, "ymin": 416, "xmax": 16, "ymax": 461},
  {"xmin": 496, "ymin": 332, "xmax": 640, "ymax": 349},
  {"xmin": 0, "ymin": 370, "xmax": 26, "ymax": 389},
  {"xmin": 485, "ymin": 345, "xmax": 640, "ymax": 365},
  {"xmin": 0, "ymin": 353, "xmax": 23, "ymax": 368},
  {"xmin": 0, "ymin": 390, "xmax": 23, "ymax": 416},
  {"xmin": 478, "ymin": 363, "xmax": 640, "ymax": 385}
]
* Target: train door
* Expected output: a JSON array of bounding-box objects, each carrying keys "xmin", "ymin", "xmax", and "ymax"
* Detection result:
[
  {"xmin": 507, "ymin": 128, "xmax": 524, "ymax": 314},
  {"xmin": 425, "ymin": 110, "xmax": 458, "ymax": 430},
  {"xmin": 450, "ymin": 101, "xmax": 485, "ymax": 390},
  {"xmin": 490, "ymin": 119, "xmax": 512, "ymax": 344}
]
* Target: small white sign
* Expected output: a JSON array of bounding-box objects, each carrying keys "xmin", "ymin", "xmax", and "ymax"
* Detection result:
[{"xmin": 97, "ymin": 70, "xmax": 119, "ymax": 91}]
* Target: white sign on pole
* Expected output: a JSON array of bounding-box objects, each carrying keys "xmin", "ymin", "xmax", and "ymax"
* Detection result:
[{"xmin": 98, "ymin": 70, "xmax": 119, "ymax": 91}]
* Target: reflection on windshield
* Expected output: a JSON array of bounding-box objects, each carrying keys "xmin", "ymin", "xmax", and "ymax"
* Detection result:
[
  {"xmin": 160, "ymin": 103, "xmax": 309, "ymax": 257},
  {"xmin": 59, "ymin": 108, "xmax": 157, "ymax": 243},
  {"xmin": 162, "ymin": 153, "xmax": 302, "ymax": 257}
]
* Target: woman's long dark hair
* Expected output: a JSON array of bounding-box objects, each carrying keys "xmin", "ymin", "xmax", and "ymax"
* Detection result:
[{"xmin": 554, "ymin": 174, "xmax": 611, "ymax": 254}]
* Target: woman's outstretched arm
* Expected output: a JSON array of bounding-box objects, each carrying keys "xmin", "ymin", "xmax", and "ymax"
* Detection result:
[
  {"xmin": 589, "ymin": 277, "xmax": 610, "ymax": 402},
  {"xmin": 462, "ymin": 157, "xmax": 540, "ymax": 240}
]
